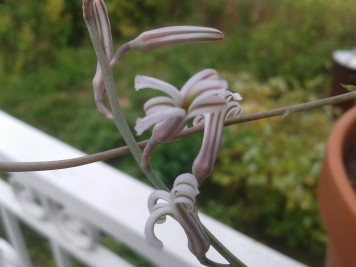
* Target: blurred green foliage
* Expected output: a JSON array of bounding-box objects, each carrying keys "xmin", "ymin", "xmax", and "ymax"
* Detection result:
[
  {"xmin": 1, "ymin": 0, "xmax": 356, "ymax": 266},
  {"xmin": 0, "ymin": 0, "xmax": 77, "ymax": 74},
  {"xmin": 199, "ymin": 73, "xmax": 331, "ymax": 266}
]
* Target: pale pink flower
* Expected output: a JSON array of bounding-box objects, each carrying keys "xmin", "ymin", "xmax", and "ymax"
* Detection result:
[
  {"xmin": 135, "ymin": 69, "xmax": 229, "ymax": 167},
  {"xmin": 145, "ymin": 173, "xmax": 210, "ymax": 257},
  {"xmin": 89, "ymin": 0, "xmax": 224, "ymax": 120},
  {"xmin": 192, "ymin": 91, "xmax": 243, "ymax": 183}
]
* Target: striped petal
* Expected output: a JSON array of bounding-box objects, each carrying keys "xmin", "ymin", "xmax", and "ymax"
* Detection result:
[
  {"xmin": 222, "ymin": 101, "xmax": 243, "ymax": 119},
  {"xmin": 180, "ymin": 69, "xmax": 219, "ymax": 97},
  {"xmin": 93, "ymin": 0, "xmax": 113, "ymax": 60},
  {"xmin": 192, "ymin": 113, "xmax": 224, "ymax": 182},
  {"xmin": 135, "ymin": 75, "xmax": 182, "ymax": 105},
  {"xmin": 144, "ymin": 173, "xmax": 210, "ymax": 257},
  {"xmin": 186, "ymin": 80, "xmax": 228, "ymax": 104},
  {"xmin": 135, "ymin": 107, "xmax": 186, "ymax": 135},
  {"xmin": 152, "ymin": 117, "xmax": 187, "ymax": 142},
  {"xmin": 187, "ymin": 96, "xmax": 227, "ymax": 119},
  {"xmin": 144, "ymin": 96, "xmax": 176, "ymax": 115}
]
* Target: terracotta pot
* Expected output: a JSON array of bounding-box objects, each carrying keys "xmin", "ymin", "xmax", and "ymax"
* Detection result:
[{"xmin": 318, "ymin": 107, "xmax": 356, "ymax": 267}]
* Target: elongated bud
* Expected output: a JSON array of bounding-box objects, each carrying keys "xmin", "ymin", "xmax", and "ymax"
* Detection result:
[
  {"xmin": 192, "ymin": 112, "xmax": 223, "ymax": 182},
  {"xmin": 193, "ymin": 91, "xmax": 242, "ymax": 183},
  {"xmin": 91, "ymin": 0, "xmax": 115, "ymax": 120},
  {"xmin": 110, "ymin": 26, "xmax": 224, "ymax": 67},
  {"xmin": 127, "ymin": 26, "xmax": 224, "ymax": 51}
]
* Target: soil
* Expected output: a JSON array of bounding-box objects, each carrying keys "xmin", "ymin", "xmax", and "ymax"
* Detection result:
[{"xmin": 344, "ymin": 144, "xmax": 356, "ymax": 192}]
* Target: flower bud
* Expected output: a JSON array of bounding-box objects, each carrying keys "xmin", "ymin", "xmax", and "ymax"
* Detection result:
[
  {"xmin": 127, "ymin": 26, "xmax": 224, "ymax": 51},
  {"xmin": 193, "ymin": 91, "xmax": 243, "ymax": 183}
]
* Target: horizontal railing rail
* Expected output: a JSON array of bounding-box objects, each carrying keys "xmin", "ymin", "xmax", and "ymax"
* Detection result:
[{"xmin": 0, "ymin": 110, "xmax": 307, "ymax": 267}]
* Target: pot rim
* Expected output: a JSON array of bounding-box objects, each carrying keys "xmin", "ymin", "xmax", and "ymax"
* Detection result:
[{"xmin": 326, "ymin": 106, "xmax": 356, "ymax": 214}]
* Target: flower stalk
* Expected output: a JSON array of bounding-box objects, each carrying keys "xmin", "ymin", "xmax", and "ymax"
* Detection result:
[
  {"xmin": 1, "ymin": 91, "xmax": 355, "ymax": 172},
  {"xmin": 82, "ymin": 3, "xmax": 248, "ymax": 266},
  {"xmin": 82, "ymin": 0, "xmax": 168, "ymax": 191}
]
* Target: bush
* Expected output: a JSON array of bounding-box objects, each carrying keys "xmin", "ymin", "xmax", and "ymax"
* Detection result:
[
  {"xmin": 244, "ymin": 0, "xmax": 356, "ymax": 83},
  {"xmin": 198, "ymin": 73, "xmax": 331, "ymax": 266},
  {"xmin": 0, "ymin": 0, "xmax": 76, "ymax": 74}
]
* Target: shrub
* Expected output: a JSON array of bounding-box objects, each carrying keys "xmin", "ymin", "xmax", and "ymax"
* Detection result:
[
  {"xmin": 0, "ymin": 0, "xmax": 75, "ymax": 74},
  {"xmin": 198, "ymin": 73, "xmax": 331, "ymax": 266}
]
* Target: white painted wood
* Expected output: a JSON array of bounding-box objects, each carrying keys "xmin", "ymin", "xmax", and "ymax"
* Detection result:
[
  {"xmin": 0, "ymin": 238, "xmax": 21, "ymax": 267},
  {"xmin": 0, "ymin": 206, "xmax": 32, "ymax": 267},
  {"xmin": 0, "ymin": 180, "xmax": 134, "ymax": 267},
  {"xmin": 50, "ymin": 241, "xmax": 71, "ymax": 267},
  {"xmin": 0, "ymin": 110, "xmax": 308, "ymax": 267}
]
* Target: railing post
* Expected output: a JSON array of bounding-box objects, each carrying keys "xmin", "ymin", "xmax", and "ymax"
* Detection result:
[
  {"xmin": 0, "ymin": 205, "xmax": 32, "ymax": 267},
  {"xmin": 50, "ymin": 240, "xmax": 71, "ymax": 267}
]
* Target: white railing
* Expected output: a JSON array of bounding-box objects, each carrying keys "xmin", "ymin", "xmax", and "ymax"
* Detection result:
[{"xmin": 0, "ymin": 110, "xmax": 308, "ymax": 267}]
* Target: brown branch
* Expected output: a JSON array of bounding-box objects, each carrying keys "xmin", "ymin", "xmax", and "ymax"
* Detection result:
[{"xmin": 0, "ymin": 91, "xmax": 355, "ymax": 172}]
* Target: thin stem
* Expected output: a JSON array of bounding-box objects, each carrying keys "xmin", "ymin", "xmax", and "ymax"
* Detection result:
[
  {"xmin": 203, "ymin": 226, "xmax": 247, "ymax": 267},
  {"xmin": 84, "ymin": 7, "xmax": 245, "ymax": 266},
  {"xmin": 182, "ymin": 91, "xmax": 356, "ymax": 138},
  {"xmin": 1, "ymin": 92, "xmax": 355, "ymax": 172},
  {"xmin": 83, "ymin": 7, "xmax": 168, "ymax": 191},
  {"xmin": 0, "ymin": 141, "xmax": 147, "ymax": 172}
]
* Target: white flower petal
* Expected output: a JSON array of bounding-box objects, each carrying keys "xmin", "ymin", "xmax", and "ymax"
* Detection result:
[
  {"xmin": 223, "ymin": 101, "xmax": 243, "ymax": 119},
  {"xmin": 145, "ymin": 174, "xmax": 210, "ymax": 258},
  {"xmin": 187, "ymin": 80, "xmax": 228, "ymax": 104},
  {"xmin": 147, "ymin": 190, "xmax": 172, "ymax": 213},
  {"xmin": 135, "ymin": 75, "xmax": 182, "ymax": 104},
  {"xmin": 232, "ymin": 92, "xmax": 243, "ymax": 101},
  {"xmin": 135, "ymin": 107, "xmax": 185, "ymax": 135},
  {"xmin": 220, "ymin": 90, "xmax": 243, "ymax": 101},
  {"xmin": 151, "ymin": 203, "xmax": 171, "ymax": 224},
  {"xmin": 187, "ymin": 96, "xmax": 227, "ymax": 119},
  {"xmin": 144, "ymin": 96, "xmax": 176, "ymax": 115},
  {"xmin": 144, "ymin": 206, "xmax": 174, "ymax": 250},
  {"xmin": 192, "ymin": 115, "xmax": 204, "ymax": 127},
  {"xmin": 180, "ymin": 69, "xmax": 219, "ymax": 97},
  {"xmin": 152, "ymin": 117, "xmax": 187, "ymax": 142}
]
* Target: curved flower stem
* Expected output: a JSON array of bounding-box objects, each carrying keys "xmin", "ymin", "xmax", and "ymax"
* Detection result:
[
  {"xmin": 0, "ymin": 141, "xmax": 147, "ymax": 172},
  {"xmin": 83, "ymin": 5, "xmax": 168, "ymax": 191},
  {"xmin": 1, "ymin": 91, "xmax": 355, "ymax": 172},
  {"xmin": 83, "ymin": 4, "xmax": 245, "ymax": 266}
]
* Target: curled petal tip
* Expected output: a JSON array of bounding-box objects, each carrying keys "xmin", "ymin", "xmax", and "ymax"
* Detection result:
[
  {"xmin": 146, "ymin": 239, "xmax": 164, "ymax": 250},
  {"xmin": 134, "ymin": 75, "xmax": 143, "ymax": 90},
  {"xmin": 233, "ymin": 92, "xmax": 243, "ymax": 100}
]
